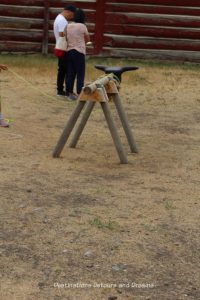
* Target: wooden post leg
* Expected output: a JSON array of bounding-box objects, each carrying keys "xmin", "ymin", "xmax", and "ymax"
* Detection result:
[
  {"xmin": 69, "ymin": 101, "xmax": 95, "ymax": 148},
  {"xmin": 113, "ymin": 94, "xmax": 138, "ymax": 153},
  {"xmin": 52, "ymin": 101, "xmax": 86, "ymax": 157},
  {"xmin": 101, "ymin": 102, "xmax": 128, "ymax": 164}
]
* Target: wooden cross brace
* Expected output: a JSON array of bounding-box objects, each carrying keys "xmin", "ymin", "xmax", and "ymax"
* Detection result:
[{"xmin": 52, "ymin": 76, "xmax": 138, "ymax": 164}]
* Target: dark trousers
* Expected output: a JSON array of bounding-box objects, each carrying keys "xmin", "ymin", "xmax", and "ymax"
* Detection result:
[
  {"xmin": 66, "ymin": 49, "xmax": 85, "ymax": 95},
  {"xmin": 57, "ymin": 52, "xmax": 68, "ymax": 93}
]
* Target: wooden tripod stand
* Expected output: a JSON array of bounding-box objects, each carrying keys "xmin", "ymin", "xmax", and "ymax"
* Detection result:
[{"xmin": 52, "ymin": 74, "xmax": 138, "ymax": 164}]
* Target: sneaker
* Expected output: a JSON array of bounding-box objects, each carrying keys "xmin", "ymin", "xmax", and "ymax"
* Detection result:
[
  {"xmin": 57, "ymin": 91, "xmax": 66, "ymax": 97},
  {"xmin": 0, "ymin": 119, "xmax": 9, "ymax": 127},
  {"xmin": 67, "ymin": 93, "xmax": 78, "ymax": 101}
]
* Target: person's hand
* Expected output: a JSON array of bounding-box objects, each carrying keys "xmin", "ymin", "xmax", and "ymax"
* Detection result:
[{"xmin": 0, "ymin": 64, "xmax": 8, "ymax": 71}]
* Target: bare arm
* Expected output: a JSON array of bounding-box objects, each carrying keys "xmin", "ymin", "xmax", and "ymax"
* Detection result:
[{"xmin": 84, "ymin": 33, "xmax": 90, "ymax": 44}]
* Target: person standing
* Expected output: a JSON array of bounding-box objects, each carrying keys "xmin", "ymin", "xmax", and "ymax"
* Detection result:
[
  {"xmin": 0, "ymin": 64, "xmax": 9, "ymax": 128},
  {"xmin": 65, "ymin": 8, "xmax": 90, "ymax": 100},
  {"xmin": 53, "ymin": 5, "xmax": 76, "ymax": 96}
]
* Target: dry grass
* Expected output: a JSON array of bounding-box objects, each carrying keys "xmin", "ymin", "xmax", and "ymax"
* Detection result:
[{"xmin": 0, "ymin": 54, "xmax": 200, "ymax": 300}]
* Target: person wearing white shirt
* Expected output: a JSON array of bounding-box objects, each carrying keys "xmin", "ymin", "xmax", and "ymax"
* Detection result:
[{"xmin": 53, "ymin": 5, "xmax": 76, "ymax": 96}]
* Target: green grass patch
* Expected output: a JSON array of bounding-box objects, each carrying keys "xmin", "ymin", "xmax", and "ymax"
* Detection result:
[
  {"xmin": 164, "ymin": 201, "xmax": 176, "ymax": 210},
  {"xmin": 89, "ymin": 216, "xmax": 119, "ymax": 230}
]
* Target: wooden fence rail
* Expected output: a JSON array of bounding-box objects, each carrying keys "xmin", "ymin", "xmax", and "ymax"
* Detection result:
[{"xmin": 0, "ymin": 0, "xmax": 200, "ymax": 62}]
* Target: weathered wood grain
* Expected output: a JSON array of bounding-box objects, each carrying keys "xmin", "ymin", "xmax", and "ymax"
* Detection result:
[
  {"xmin": 101, "ymin": 48, "xmax": 200, "ymax": 62},
  {"xmin": 104, "ymin": 35, "xmax": 200, "ymax": 51},
  {"xmin": 1, "ymin": 0, "xmax": 200, "ymax": 61},
  {"xmin": 93, "ymin": 0, "xmax": 106, "ymax": 54},
  {"xmin": 49, "ymin": 0, "xmax": 96, "ymax": 9},
  {"xmin": 107, "ymin": 0, "xmax": 200, "ymax": 6},
  {"xmin": 0, "ymin": 29, "xmax": 43, "ymax": 42},
  {"xmin": 106, "ymin": 3, "xmax": 200, "ymax": 16},
  {"xmin": 0, "ymin": 0, "xmax": 44, "ymax": 6},
  {"xmin": 0, "ymin": 41, "xmax": 41, "ymax": 52},
  {"xmin": 106, "ymin": 13, "xmax": 200, "ymax": 28},
  {"xmin": 0, "ymin": 16, "xmax": 43, "ymax": 29},
  {"xmin": 0, "ymin": 4, "xmax": 44, "ymax": 19},
  {"xmin": 104, "ymin": 24, "xmax": 200, "ymax": 40}
]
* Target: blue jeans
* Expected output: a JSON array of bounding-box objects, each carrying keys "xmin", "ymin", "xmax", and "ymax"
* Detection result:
[{"xmin": 66, "ymin": 49, "xmax": 85, "ymax": 95}]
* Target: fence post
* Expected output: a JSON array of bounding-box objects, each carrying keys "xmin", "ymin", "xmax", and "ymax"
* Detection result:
[
  {"xmin": 94, "ymin": 0, "xmax": 106, "ymax": 55},
  {"xmin": 42, "ymin": 0, "xmax": 50, "ymax": 55}
]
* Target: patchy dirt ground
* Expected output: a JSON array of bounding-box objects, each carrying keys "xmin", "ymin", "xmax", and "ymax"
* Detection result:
[{"xmin": 0, "ymin": 58, "xmax": 200, "ymax": 300}]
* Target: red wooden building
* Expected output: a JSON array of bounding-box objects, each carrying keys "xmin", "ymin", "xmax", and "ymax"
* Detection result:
[{"xmin": 0, "ymin": 0, "xmax": 200, "ymax": 61}]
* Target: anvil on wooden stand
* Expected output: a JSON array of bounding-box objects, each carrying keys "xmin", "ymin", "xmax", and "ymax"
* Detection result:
[{"xmin": 52, "ymin": 67, "xmax": 138, "ymax": 164}]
